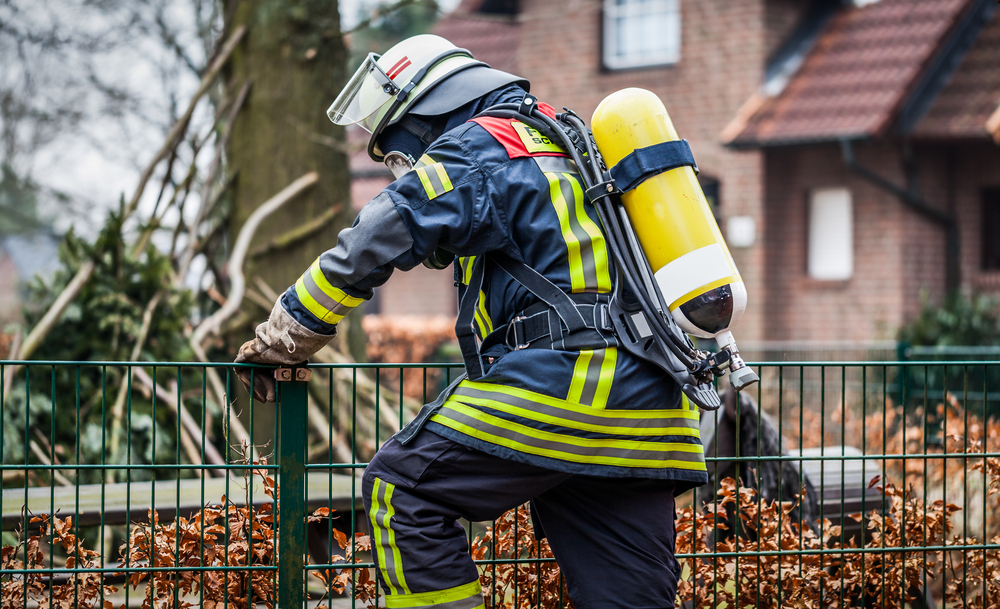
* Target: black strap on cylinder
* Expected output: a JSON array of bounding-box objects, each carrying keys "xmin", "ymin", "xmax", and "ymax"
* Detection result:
[
  {"xmin": 518, "ymin": 93, "xmax": 539, "ymax": 117},
  {"xmin": 608, "ymin": 140, "xmax": 698, "ymax": 193}
]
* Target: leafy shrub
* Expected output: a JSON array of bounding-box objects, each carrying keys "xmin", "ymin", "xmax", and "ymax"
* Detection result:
[{"xmin": 898, "ymin": 293, "xmax": 1000, "ymax": 347}]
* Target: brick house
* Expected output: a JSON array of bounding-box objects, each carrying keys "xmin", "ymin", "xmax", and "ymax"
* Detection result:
[{"xmin": 354, "ymin": 0, "xmax": 1000, "ymax": 345}]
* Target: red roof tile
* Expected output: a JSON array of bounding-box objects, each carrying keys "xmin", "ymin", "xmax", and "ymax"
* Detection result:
[
  {"xmin": 912, "ymin": 9, "xmax": 1000, "ymax": 139},
  {"xmin": 728, "ymin": 0, "xmax": 973, "ymax": 147}
]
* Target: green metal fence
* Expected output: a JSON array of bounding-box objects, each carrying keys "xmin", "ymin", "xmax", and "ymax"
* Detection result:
[{"xmin": 1, "ymin": 359, "xmax": 998, "ymax": 608}]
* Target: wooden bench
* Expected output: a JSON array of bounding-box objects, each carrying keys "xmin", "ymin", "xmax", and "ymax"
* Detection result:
[{"xmin": 1, "ymin": 473, "xmax": 365, "ymax": 566}]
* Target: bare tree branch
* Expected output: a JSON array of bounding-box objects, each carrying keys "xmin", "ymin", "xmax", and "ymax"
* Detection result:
[
  {"xmin": 124, "ymin": 24, "xmax": 246, "ymax": 218},
  {"xmin": 249, "ymin": 204, "xmax": 343, "ymax": 259},
  {"xmin": 344, "ymin": 0, "xmax": 435, "ymax": 34}
]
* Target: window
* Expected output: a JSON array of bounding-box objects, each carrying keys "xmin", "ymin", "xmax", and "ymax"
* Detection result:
[
  {"xmin": 603, "ymin": 0, "xmax": 681, "ymax": 70},
  {"xmin": 699, "ymin": 175, "xmax": 720, "ymax": 222},
  {"xmin": 808, "ymin": 187, "xmax": 853, "ymax": 280},
  {"xmin": 982, "ymin": 189, "xmax": 1000, "ymax": 270}
]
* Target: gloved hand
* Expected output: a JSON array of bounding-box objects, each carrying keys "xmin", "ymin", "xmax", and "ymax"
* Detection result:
[{"xmin": 234, "ymin": 299, "xmax": 336, "ymax": 402}]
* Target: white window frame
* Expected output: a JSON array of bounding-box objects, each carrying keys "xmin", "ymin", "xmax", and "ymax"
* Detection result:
[
  {"xmin": 808, "ymin": 187, "xmax": 854, "ymax": 281},
  {"xmin": 602, "ymin": 0, "xmax": 681, "ymax": 70}
]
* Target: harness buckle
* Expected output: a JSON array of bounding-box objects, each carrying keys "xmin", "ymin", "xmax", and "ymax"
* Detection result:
[{"xmin": 506, "ymin": 315, "xmax": 531, "ymax": 350}]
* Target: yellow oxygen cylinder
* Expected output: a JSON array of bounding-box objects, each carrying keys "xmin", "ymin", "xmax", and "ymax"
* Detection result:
[{"xmin": 591, "ymin": 88, "xmax": 748, "ymax": 361}]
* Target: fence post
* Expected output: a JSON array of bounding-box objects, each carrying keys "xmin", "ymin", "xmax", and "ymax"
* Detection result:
[
  {"xmin": 896, "ymin": 341, "xmax": 910, "ymax": 410},
  {"xmin": 277, "ymin": 371, "xmax": 308, "ymax": 608}
]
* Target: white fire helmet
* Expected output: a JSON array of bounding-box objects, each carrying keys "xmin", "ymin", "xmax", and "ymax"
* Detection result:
[{"xmin": 327, "ymin": 34, "xmax": 528, "ymax": 162}]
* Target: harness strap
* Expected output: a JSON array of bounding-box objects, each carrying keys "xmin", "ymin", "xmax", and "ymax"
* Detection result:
[
  {"xmin": 481, "ymin": 293, "xmax": 617, "ymax": 353},
  {"xmin": 490, "ymin": 251, "xmax": 589, "ymax": 333},
  {"xmin": 456, "ymin": 253, "xmax": 620, "ymax": 379},
  {"xmin": 455, "ymin": 255, "xmax": 488, "ymax": 379}
]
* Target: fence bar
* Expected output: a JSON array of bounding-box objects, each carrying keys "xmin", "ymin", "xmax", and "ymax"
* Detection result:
[
  {"xmin": 3, "ymin": 358, "xmax": 1000, "ymax": 609},
  {"xmin": 278, "ymin": 378, "xmax": 308, "ymax": 609}
]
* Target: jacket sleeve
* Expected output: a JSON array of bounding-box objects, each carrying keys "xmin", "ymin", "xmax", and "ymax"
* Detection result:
[{"xmin": 281, "ymin": 134, "xmax": 506, "ymax": 334}]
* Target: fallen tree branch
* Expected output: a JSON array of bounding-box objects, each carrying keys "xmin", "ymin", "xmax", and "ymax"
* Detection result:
[
  {"xmin": 28, "ymin": 440, "xmax": 73, "ymax": 487},
  {"xmin": 249, "ymin": 204, "xmax": 342, "ymax": 259},
  {"xmin": 3, "ymin": 260, "xmax": 97, "ymax": 402},
  {"xmin": 132, "ymin": 367, "xmax": 226, "ymax": 477},
  {"xmin": 190, "ymin": 172, "xmax": 319, "ymax": 347},
  {"xmin": 188, "ymin": 340, "xmax": 255, "ymax": 462},
  {"xmin": 108, "ymin": 291, "xmax": 166, "ymax": 467},
  {"xmin": 187, "ymin": 173, "xmax": 319, "ymax": 459}
]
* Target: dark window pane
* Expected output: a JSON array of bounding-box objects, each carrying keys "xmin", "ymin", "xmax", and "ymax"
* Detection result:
[
  {"xmin": 699, "ymin": 176, "xmax": 721, "ymax": 223},
  {"xmin": 982, "ymin": 189, "xmax": 1000, "ymax": 270}
]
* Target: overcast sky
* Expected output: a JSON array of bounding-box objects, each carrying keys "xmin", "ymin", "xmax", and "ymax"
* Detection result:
[{"xmin": 3, "ymin": 0, "xmax": 461, "ymax": 240}]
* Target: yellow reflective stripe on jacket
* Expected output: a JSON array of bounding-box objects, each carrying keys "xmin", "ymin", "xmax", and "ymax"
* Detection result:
[
  {"xmin": 414, "ymin": 153, "xmax": 435, "ymax": 169},
  {"xmin": 369, "ymin": 478, "xmax": 409, "ymax": 595},
  {"xmin": 416, "ymin": 163, "xmax": 453, "ymax": 200},
  {"xmin": 458, "ymin": 256, "xmax": 476, "ymax": 285},
  {"xmin": 568, "ymin": 348, "xmax": 617, "ymax": 409},
  {"xmin": 431, "ymin": 402, "xmax": 706, "ymax": 470},
  {"xmin": 475, "ymin": 293, "xmax": 493, "ymax": 337},
  {"xmin": 543, "ymin": 171, "xmax": 612, "ymax": 292},
  {"xmin": 384, "ymin": 579, "xmax": 484, "ymax": 609},
  {"xmin": 294, "ymin": 258, "xmax": 365, "ymax": 324},
  {"xmin": 458, "ymin": 256, "xmax": 492, "ymax": 338},
  {"xmin": 445, "ymin": 382, "xmax": 699, "ymax": 438}
]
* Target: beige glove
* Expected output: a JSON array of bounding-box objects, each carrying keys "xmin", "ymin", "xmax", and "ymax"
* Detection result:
[{"xmin": 234, "ymin": 299, "xmax": 336, "ymax": 402}]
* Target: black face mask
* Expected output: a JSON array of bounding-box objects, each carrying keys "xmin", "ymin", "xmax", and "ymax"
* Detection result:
[
  {"xmin": 377, "ymin": 83, "xmax": 529, "ymax": 175},
  {"xmin": 379, "ymin": 120, "xmax": 435, "ymax": 168}
]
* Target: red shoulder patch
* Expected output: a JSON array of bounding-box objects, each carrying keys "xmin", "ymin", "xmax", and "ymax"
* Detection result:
[{"xmin": 469, "ymin": 101, "xmax": 566, "ymax": 159}]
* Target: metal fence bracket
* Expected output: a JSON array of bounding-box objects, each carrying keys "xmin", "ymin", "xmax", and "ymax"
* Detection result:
[{"xmin": 274, "ymin": 367, "xmax": 311, "ymax": 382}]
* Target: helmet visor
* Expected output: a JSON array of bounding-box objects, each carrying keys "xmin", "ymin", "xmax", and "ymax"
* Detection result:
[{"xmin": 326, "ymin": 53, "xmax": 399, "ymax": 128}]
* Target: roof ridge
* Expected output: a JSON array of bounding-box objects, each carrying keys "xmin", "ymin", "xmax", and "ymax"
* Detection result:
[{"xmin": 893, "ymin": 0, "xmax": 997, "ymax": 135}]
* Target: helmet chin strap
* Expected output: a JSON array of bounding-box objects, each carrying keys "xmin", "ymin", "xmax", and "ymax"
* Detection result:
[{"xmin": 399, "ymin": 116, "xmax": 447, "ymax": 148}]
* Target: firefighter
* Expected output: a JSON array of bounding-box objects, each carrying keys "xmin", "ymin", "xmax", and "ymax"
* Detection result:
[{"xmin": 234, "ymin": 34, "xmax": 707, "ymax": 609}]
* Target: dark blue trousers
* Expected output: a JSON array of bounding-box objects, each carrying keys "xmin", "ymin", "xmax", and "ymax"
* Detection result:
[{"xmin": 362, "ymin": 429, "xmax": 680, "ymax": 609}]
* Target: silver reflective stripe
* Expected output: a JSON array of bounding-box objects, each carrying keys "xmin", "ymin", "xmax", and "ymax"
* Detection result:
[
  {"xmin": 423, "ymin": 164, "xmax": 446, "ymax": 194},
  {"xmin": 533, "ymin": 156, "xmax": 577, "ymax": 174},
  {"xmin": 428, "ymin": 594, "xmax": 486, "ymax": 609},
  {"xmin": 553, "ymin": 171, "xmax": 600, "ymax": 290},
  {"xmin": 577, "ymin": 349, "xmax": 606, "ymax": 406},
  {"xmin": 319, "ymin": 192, "xmax": 414, "ymax": 285},
  {"xmin": 450, "ymin": 386, "xmax": 699, "ymax": 432},
  {"xmin": 436, "ymin": 405, "xmax": 704, "ymax": 465},
  {"xmin": 372, "ymin": 479, "xmax": 407, "ymax": 593},
  {"xmin": 301, "ymin": 268, "xmax": 355, "ymax": 318}
]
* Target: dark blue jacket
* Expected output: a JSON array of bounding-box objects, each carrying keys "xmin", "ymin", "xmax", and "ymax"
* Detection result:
[{"xmin": 282, "ymin": 99, "xmax": 707, "ymax": 488}]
